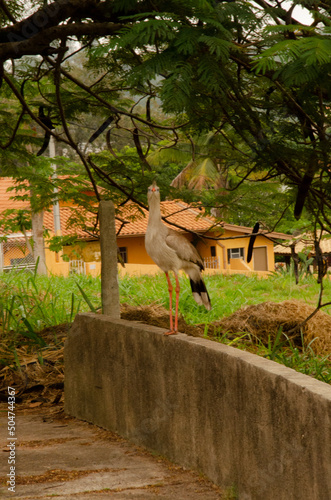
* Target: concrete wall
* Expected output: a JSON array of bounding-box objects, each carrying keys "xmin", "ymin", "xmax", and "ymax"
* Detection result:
[{"xmin": 65, "ymin": 313, "xmax": 331, "ymax": 500}]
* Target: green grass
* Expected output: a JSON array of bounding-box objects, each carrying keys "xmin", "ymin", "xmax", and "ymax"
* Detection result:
[
  {"xmin": 119, "ymin": 271, "xmax": 331, "ymax": 323},
  {"xmin": 0, "ymin": 271, "xmax": 100, "ymax": 359},
  {"xmin": 0, "ymin": 269, "xmax": 330, "ymax": 384},
  {"xmin": 0, "ymin": 272, "xmax": 99, "ymax": 331}
]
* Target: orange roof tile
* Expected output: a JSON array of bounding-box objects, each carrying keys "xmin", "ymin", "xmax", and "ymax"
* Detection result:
[
  {"xmin": 114, "ymin": 200, "xmax": 213, "ymax": 237},
  {"xmin": 0, "ymin": 177, "xmax": 291, "ymax": 241},
  {"xmin": 0, "ymin": 177, "xmax": 29, "ymax": 212}
]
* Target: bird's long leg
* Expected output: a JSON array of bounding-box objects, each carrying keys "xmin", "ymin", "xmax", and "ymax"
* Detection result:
[
  {"xmin": 164, "ymin": 272, "xmax": 176, "ymax": 335},
  {"xmin": 174, "ymin": 272, "xmax": 180, "ymax": 333}
]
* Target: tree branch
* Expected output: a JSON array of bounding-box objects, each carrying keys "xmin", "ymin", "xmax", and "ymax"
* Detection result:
[{"xmin": 0, "ymin": 22, "xmax": 123, "ymax": 60}]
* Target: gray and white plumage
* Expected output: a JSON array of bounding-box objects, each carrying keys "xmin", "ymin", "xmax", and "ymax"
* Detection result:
[{"xmin": 145, "ymin": 182, "xmax": 211, "ymax": 311}]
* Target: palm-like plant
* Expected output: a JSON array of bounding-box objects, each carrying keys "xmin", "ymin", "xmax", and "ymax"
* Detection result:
[{"xmin": 148, "ymin": 132, "xmax": 229, "ymax": 191}]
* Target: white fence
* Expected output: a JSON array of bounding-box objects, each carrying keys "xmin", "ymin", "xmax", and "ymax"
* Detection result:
[
  {"xmin": 203, "ymin": 256, "xmax": 221, "ymax": 269},
  {"xmin": 69, "ymin": 260, "xmax": 86, "ymax": 275}
]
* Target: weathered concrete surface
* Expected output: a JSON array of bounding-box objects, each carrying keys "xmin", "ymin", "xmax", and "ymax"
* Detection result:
[
  {"xmin": 0, "ymin": 410, "xmax": 222, "ymax": 499},
  {"xmin": 99, "ymin": 200, "xmax": 121, "ymax": 318},
  {"xmin": 65, "ymin": 313, "xmax": 331, "ymax": 500}
]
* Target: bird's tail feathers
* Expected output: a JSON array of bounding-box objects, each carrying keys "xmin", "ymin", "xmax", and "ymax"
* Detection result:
[{"xmin": 190, "ymin": 278, "xmax": 212, "ymax": 311}]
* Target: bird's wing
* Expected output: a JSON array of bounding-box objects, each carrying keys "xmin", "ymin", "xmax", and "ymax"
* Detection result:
[{"xmin": 165, "ymin": 230, "xmax": 204, "ymax": 270}]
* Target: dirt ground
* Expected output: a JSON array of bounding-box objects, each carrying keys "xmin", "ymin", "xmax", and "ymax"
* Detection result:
[{"xmin": 0, "ymin": 403, "xmax": 227, "ymax": 499}]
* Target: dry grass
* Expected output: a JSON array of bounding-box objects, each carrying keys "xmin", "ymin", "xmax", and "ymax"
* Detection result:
[
  {"xmin": 121, "ymin": 302, "xmax": 204, "ymax": 337},
  {"xmin": 122, "ymin": 300, "xmax": 331, "ymax": 356},
  {"xmin": 210, "ymin": 299, "xmax": 331, "ymax": 355},
  {"xmin": 0, "ymin": 324, "xmax": 69, "ymax": 409}
]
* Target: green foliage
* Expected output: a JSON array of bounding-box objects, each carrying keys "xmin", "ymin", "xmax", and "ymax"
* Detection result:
[
  {"xmin": 253, "ymin": 27, "xmax": 331, "ymax": 85},
  {"xmin": 76, "ymin": 281, "xmax": 99, "ymax": 313},
  {"xmin": 260, "ymin": 330, "xmax": 331, "ymax": 384},
  {"xmin": 297, "ymin": 250, "xmax": 314, "ymax": 278},
  {"xmin": 223, "ymin": 180, "xmax": 314, "ymax": 234},
  {"xmin": 2, "ymin": 0, "xmax": 331, "ymax": 243},
  {"xmin": 0, "ymin": 209, "xmax": 32, "ymax": 234},
  {"xmin": 47, "ymin": 235, "xmax": 81, "ymax": 253},
  {"xmin": 90, "ymin": 146, "xmax": 180, "ymax": 205}
]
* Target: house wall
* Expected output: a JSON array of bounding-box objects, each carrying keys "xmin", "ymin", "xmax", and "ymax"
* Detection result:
[
  {"xmin": 118, "ymin": 231, "xmax": 274, "ymax": 272},
  {"xmin": 61, "ymin": 240, "xmax": 101, "ymax": 263},
  {"xmin": 61, "ymin": 236, "xmax": 152, "ymax": 265},
  {"xmin": 199, "ymin": 232, "xmax": 274, "ymax": 272},
  {"xmin": 45, "ymin": 230, "xmax": 275, "ymax": 276},
  {"xmin": 220, "ymin": 233, "xmax": 274, "ymax": 271},
  {"xmin": 117, "ymin": 236, "xmax": 151, "ymax": 264},
  {"xmin": 45, "ymin": 246, "xmax": 70, "ymax": 276},
  {"xmin": 229, "ymin": 258, "xmax": 251, "ymax": 271}
]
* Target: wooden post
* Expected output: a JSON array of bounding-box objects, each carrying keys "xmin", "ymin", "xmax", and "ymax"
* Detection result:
[
  {"xmin": 290, "ymin": 243, "xmax": 299, "ymax": 285},
  {"xmin": 99, "ymin": 200, "xmax": 121, "ymax": 318}
]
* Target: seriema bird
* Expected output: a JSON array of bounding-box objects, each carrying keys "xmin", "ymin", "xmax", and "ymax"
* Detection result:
[{"xmin": 145, "ymin": 182, "xmax": 211, "ymax": 335}]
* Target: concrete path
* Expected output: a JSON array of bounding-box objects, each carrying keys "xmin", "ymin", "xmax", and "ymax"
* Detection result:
[{"xmin": 0, "ymin": 407, "xmax": 224, "ymax": 499}]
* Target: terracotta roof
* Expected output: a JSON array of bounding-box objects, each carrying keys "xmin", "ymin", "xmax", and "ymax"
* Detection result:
[
  {"xmin": 114, "ymin": 200, "xmax": 291, "ymax": 239},
  {"xmin": 43, "ymin": 207, "xmax": 95, "ymax": 238},
  {"xmin": 0, "ymin": 177, "xmax": 28, "ymax": 212},
  {"xmin": 114, "ymin": 200, "xmax": 213, "ymax": 237},
  {"xmin": 43, "ymin": 200, "xmax": 292, "ymax": 241},
  {"xmin": 274, "ymin": 232, "xmax": 331, "ymax": 255},
  {"xmin": 0, "ymin": 177, "xmax": 291, "ymax": 241}
]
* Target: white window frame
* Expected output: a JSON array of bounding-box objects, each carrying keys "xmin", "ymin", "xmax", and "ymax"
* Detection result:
[{"xmin": 227, "ymin": 247, "xmax": 245, "ymax": 263}]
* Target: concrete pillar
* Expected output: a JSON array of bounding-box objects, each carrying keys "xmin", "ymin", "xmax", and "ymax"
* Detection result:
[
  {"xmin": 99, "ymin": 200, "xmax": 121, "ymax": 318},
  {"xmin": 49, "ymin": 135, "xmax": 62, "ymax": 236}
]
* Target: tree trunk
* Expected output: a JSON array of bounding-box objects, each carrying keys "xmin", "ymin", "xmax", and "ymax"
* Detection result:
[
  {"xmin": 290, "ymin": 244, "xmax": 299, "ymax": 285},
  {"xmin": 21, "ymin": 225, "xmax": 34, "ymax": 257},
  {"xmin": 28, "ymin": 178, "xmax": 47, "ymax": 275}
]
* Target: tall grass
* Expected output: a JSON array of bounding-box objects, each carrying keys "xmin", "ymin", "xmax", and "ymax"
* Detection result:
[
  {"xmin": 0, "ymin": 270, "xmax": 101, "ymax": 347},
  {"xmin": 0, "ymin": 269, "xmax": 330, "ymax": 384}
]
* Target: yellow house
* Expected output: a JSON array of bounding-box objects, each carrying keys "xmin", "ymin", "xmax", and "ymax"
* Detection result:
[
  {"xmin": 59, "ymin": 199, "xmax": 290, "ymax": 277},
  {"xmin": 0, "ymin": 177, "xmax": 290, "ymax": 276}
]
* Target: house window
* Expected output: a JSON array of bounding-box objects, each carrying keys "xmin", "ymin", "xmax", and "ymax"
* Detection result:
[
  {"xmin": 210, "ymin": 246, "xmax": 216, "ymax": 257},
  {"xmin": 227, "ymin": 247, "xmax": 244, "ymax": 263},
  {"xmin": 119, "ymin": 247, "xmax": 127, "ymax": 264}
]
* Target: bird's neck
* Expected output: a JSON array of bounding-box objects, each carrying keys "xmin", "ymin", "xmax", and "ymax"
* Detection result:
[{"xmin": 148, "ymin": 195, "xmax": 162, "ymax": 225}]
